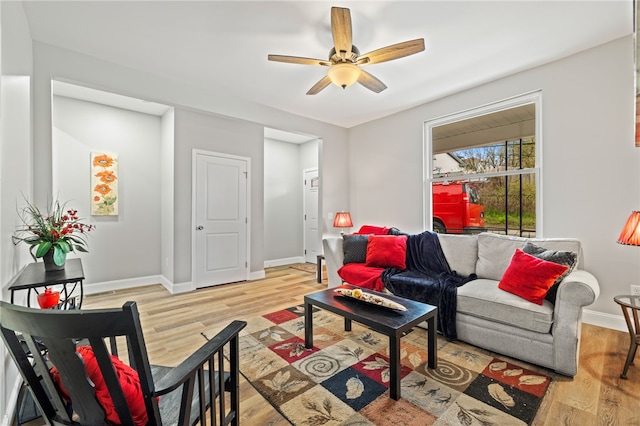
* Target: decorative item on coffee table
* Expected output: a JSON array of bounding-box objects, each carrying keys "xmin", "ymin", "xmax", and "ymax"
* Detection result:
[{"xmin": 12, "ymin": 198, "xmax": 94, "ymax": 271}]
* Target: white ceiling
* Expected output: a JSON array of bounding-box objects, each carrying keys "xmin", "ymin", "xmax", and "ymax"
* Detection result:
[{"xmin": 23, "ymin": 1, "xmax": 632, "ymax": 128}]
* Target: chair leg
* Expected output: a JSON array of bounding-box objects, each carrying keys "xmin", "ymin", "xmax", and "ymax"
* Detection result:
[{"xmin": 229, "ymin": 334, "xmax": 241, "ymax": 426}]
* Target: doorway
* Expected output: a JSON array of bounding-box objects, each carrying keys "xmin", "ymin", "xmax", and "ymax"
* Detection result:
[
  {"xmin": 192, "ymin": 150, "xmax": 250, "ymax": 288},
  {"xmin": 304, "ymin": 169, "xmax": 320, "ymax": 262},
  {"xmin": 263, "ymin": 128, "xmax": 320, "ymax": 267}
]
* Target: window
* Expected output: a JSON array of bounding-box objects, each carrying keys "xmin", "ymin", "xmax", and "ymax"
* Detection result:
[{"xmin": 424, "ymin": 92, "xmax": 541, "ymax": 237}]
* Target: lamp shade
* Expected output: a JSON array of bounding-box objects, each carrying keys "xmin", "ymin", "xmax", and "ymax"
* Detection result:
[
  {"xmin": 617, "ymin": 211, "xmax": 640, "ymax": 246},
  {"xmin": 333, "ymin": 212, "xmax": 353, "ymax": 228},
  {"xmin": 327, "ymin": 63, "xmax": 361, "ymax": 89}
]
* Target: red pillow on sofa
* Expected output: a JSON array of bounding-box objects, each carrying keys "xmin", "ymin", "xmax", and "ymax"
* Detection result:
[
  {"xmin": 365, "ymin": 235, "xmax": 407, "ymax": 269},
  {"xmin": 498, "ymin": 249, "xmax": 569, "ymax": 305},
  {"xmin": 355, "ymin": 225, "xmax": 390, "ymax": 235}
]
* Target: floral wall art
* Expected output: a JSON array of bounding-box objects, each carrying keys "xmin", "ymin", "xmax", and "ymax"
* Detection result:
[{"xmin": 91, "ymin": 152, "xmax": 118, "ymax": 215}]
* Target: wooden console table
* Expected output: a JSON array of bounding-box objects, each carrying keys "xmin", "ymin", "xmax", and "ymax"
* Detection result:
[{"xmin": 8, "ymin": 258, "xmax": 85, "ymax": 309}]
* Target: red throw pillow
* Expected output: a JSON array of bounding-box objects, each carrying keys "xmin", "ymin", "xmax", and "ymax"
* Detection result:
[
  {"xmin": 355, "ymin": 225, "xmax": 390, "ymax": 235},
  {"xmin": 50, "ymin": 346, "xmax": 148, "ymax": 426},
  {"xmin": 498, "ymin": 249, "xmax": 569, "ymax": 305},
  {"xmin": 365, "ymin": 235, "xmax": 407, "ymax": 269}
]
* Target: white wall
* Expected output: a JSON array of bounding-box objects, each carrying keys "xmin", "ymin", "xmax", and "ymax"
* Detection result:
[
  {"xmin": 300, "ymin": 139, "xmax": 320, "ymax": 171},
  {"xmin": 160, "ymin": 108, "xmax": 175, "ymax": 282},
  {"xmin": 348, "ymin": 36, "xmax": 640, "ymax": 320},
  {"xmin": 30, "ymin": 42, "xmax": 350, "ymax": 286},
  {"xmin": 263, "ymin": 137, "xmax": 320, "ymax": 264},
  {"xmin": 264, "ymin": 138, "xmax": 303, "ymax": 263},
  {"xmin": 52, "ymin": 95, "xmax": 162, "ymax": 283},
  {"xmin": 173, "ymin": 108, "xmax": 265, "ymax": 281},
  {"xmin": 0, "ymin": 2, "xmax": 32, "ymax": 422}
]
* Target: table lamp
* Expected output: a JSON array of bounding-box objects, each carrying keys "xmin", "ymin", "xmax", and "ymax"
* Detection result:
[
  {"xmin": 617, "ymin": 211, "xmax": 640, "ymax": 246},
  {"xmin": 333, "ymin": 212, "xmax": 353, "ymax": 235}
]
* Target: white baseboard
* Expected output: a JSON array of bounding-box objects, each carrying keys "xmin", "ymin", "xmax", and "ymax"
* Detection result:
[
  {"xmin": 582, "ymin": 308, "xmax": 627, "ymax": 332},
  {"xmin": 169, "ymin": 280, "xmax": 193, "ymax": 294},
  {"xmin": 85, "ymin": 268, "xmax": 274, "ymax": 297},
  {"xmin": 83, "ymin": 274, "xmax": 165, "ymax": 295},
  {"xmin": 250, "ymin": 269, "xmax": 266, "ymax": 280},
  {"xmin": 264, "ymin": 256, "xmax": 305, "ymax": 268}
]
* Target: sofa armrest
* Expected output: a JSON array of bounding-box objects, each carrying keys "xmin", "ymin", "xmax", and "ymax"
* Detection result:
[
  {"xmin": 322, "ymin": 237, "xmax": 344, "ymax": 288},
  {"xmin": 551, "ymin": 269, "xmax": 599, "ymax": 376},
  {"xmin": 556, "ymin": 269, "xmax": 600, "ymax": 308}
]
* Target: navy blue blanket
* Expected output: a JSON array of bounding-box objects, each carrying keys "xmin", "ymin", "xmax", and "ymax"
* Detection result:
[{"xmin": 382, "ymin": 231, "xmax": 476, "ymax": 340}]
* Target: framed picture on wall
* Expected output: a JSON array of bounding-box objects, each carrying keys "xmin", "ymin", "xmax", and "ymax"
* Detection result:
[{"xmin": 91, "ymin": 152, "xmax": 119, "ymax": 215}]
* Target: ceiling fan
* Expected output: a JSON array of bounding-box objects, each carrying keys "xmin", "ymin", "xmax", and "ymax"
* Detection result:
[{"xmin": 268, "ymin": 6, "xmax": 425, "ymax": 95}]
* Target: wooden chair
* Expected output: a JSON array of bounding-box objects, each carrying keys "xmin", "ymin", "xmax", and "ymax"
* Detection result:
[{"xmin": 0, "ymin": 300, "xmax": 246, "ymax": 426}]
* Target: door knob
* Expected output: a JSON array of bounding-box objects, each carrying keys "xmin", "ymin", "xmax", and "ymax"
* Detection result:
[{"xmin": 196, "ymin": 226, "xmax": 204, "ymax": 230}]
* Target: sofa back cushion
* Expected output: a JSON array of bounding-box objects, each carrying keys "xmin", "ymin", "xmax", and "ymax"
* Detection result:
[
  {"xmin": 476, "ymin": 233, "xmax": 582, "ymax": 281},
  {"xmin": 342, "ymin": 234, "xmax": 370, "ymax": 264},
  {"xmin": 522, "ymin": 242, "xmax": 578, "ymax": 304},
  {"xmin": 437, "ymin": 234, "xmax": 478, "ymax": 276}
]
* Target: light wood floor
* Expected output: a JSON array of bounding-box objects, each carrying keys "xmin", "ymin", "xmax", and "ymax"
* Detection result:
[{"xmin": 82, "ymin": 265, "xmax": 640, "ymax": 426}]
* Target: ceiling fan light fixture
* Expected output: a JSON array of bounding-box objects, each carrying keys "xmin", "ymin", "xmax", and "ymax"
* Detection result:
[{"xmin": 327, "ymin": 62, "xmax": 361, "ymax": 89}]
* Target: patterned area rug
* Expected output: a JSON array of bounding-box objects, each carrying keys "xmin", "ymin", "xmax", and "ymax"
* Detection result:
[
  {"xmin": 289, "ymin": 263, "xmax": 317, "ymax": 274},
  {"xmin": 239, "ymin": 304, "xmax": 552, "ymax": 426}
]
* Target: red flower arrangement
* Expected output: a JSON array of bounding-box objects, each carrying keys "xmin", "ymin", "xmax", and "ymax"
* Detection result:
[{"xmin": 13, "ymin": 199, "xmax": 95, "ymax": 266}]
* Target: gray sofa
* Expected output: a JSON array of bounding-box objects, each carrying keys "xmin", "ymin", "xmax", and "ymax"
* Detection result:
[{"xmin": 322, "ymin": 232, "xmax": 600, "ymax": 376}]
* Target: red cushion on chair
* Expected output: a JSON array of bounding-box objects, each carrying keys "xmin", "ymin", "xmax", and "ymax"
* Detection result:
[
  {"xmin": 365, "ymin": 235, "xmax": 407, "ymax": 270},
  {"xmin": 50, "ymin": 346, "xmax": 148, "ymax": 426},
  {"xmin": 498, "ymin": 249, "xmax": 569, "ymax": 305},
  {"xmin": 355, "ymin": 225, "xmax": 390, "ymax": 235},
  {"xmin": 338, "ymin": 263, "xmax": 385, "ymax": 292}
]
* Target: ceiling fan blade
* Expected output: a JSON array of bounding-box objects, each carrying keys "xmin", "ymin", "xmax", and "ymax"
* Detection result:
[
  {"xmin": 357, "ymin": 70, "xmax": 387, "ymax": 93},
  {"xmin": 306, "ymin": 75, "xmax": 332, "ymax": 95},
  {"xmin": 268, "ymin": 54, "xmax": 330, "ymax": 66},
  {"xmin": 331, "ymin": 7, "xmax": 352, "ymax": 59},
  {"xmin": 357, "ymin": 39, "xmax": 425, "ymax": 65}
]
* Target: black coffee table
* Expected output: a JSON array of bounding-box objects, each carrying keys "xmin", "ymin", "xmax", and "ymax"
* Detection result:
[{"xmin": 304, "ymin": 284, "xmax": 438, "ymax": 400}]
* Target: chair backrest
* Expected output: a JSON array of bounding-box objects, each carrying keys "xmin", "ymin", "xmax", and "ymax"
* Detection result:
[{"xmin": 0, "ymin": 300, "xmax": 161, "ymax": 425}]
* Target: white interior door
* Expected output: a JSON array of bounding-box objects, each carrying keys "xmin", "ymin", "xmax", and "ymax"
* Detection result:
[
  {"xmin": 304, "ymin": 169, "xmax": 320, "ymax": 263},
  {"xmin": 194, "ymin": 152, "xmax": 249, "ymax": 288}
]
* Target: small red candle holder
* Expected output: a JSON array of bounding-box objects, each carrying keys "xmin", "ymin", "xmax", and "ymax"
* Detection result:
[{"xmin": 37, "ymin": 288, "xmax": 60, "ymax": 309}]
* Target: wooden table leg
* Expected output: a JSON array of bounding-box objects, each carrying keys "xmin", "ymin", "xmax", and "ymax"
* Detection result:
[
  {"xmin": 316, "ymin": 255, "xmax": 324, "ymax": 283},
  {"xmin": 620, "ymin": 304, "xmax": 639, "ymax": 379},
  {"xmin": 344, "ymin": 317, "xmax": 352, "ymax": 332},
  {"xmin": 304, "ymin": 302, "xmax": 313, "ymax": 349},
  {"xmin": 389, "ymin": 335, "xmax": 401, "ymax": 400},
  {"xmin": 427, "ymin": 314, "xmax": 437, "ymax": 369}
]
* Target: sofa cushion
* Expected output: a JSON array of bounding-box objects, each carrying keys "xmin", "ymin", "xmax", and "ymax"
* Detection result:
[
  {"xmin": 522, "ymin": 242, "xmax": 578, "ymax": 304},
  {"xmin": 365, "ymin": 235, "xmax": 408, "ymax": 269},
  {"xmin": 457, "ymin": 279, "xmax": 555, "ymax": 333},
  {"xmin": 475, "ymin": 233, "xmax": 582, "ymax": 280},
  {"xmin": 498, "ymin": 249, "xmax": 569, "ymax": 305},
  {"xmin": 342, "ymin": 234, "xmax": 369, "ymax": 264},
  {"xmin": 437, "ymin": 234, "xmax": 478, "ymax": 276}
]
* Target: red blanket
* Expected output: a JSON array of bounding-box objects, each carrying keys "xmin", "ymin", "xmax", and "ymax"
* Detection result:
[{"xmin": 337, "ymin": 263, "xmax": 385, "ymax": 292}]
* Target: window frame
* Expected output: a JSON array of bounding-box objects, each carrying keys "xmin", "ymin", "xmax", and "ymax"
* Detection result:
[{"xmin": 423, "ymin": 91, "xmax": 543, "ymax": 235}]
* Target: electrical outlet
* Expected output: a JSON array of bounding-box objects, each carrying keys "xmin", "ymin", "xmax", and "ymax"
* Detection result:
[{"xmin": 631, "ymin": 285, "xmax": 640, "ymax": 296}]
